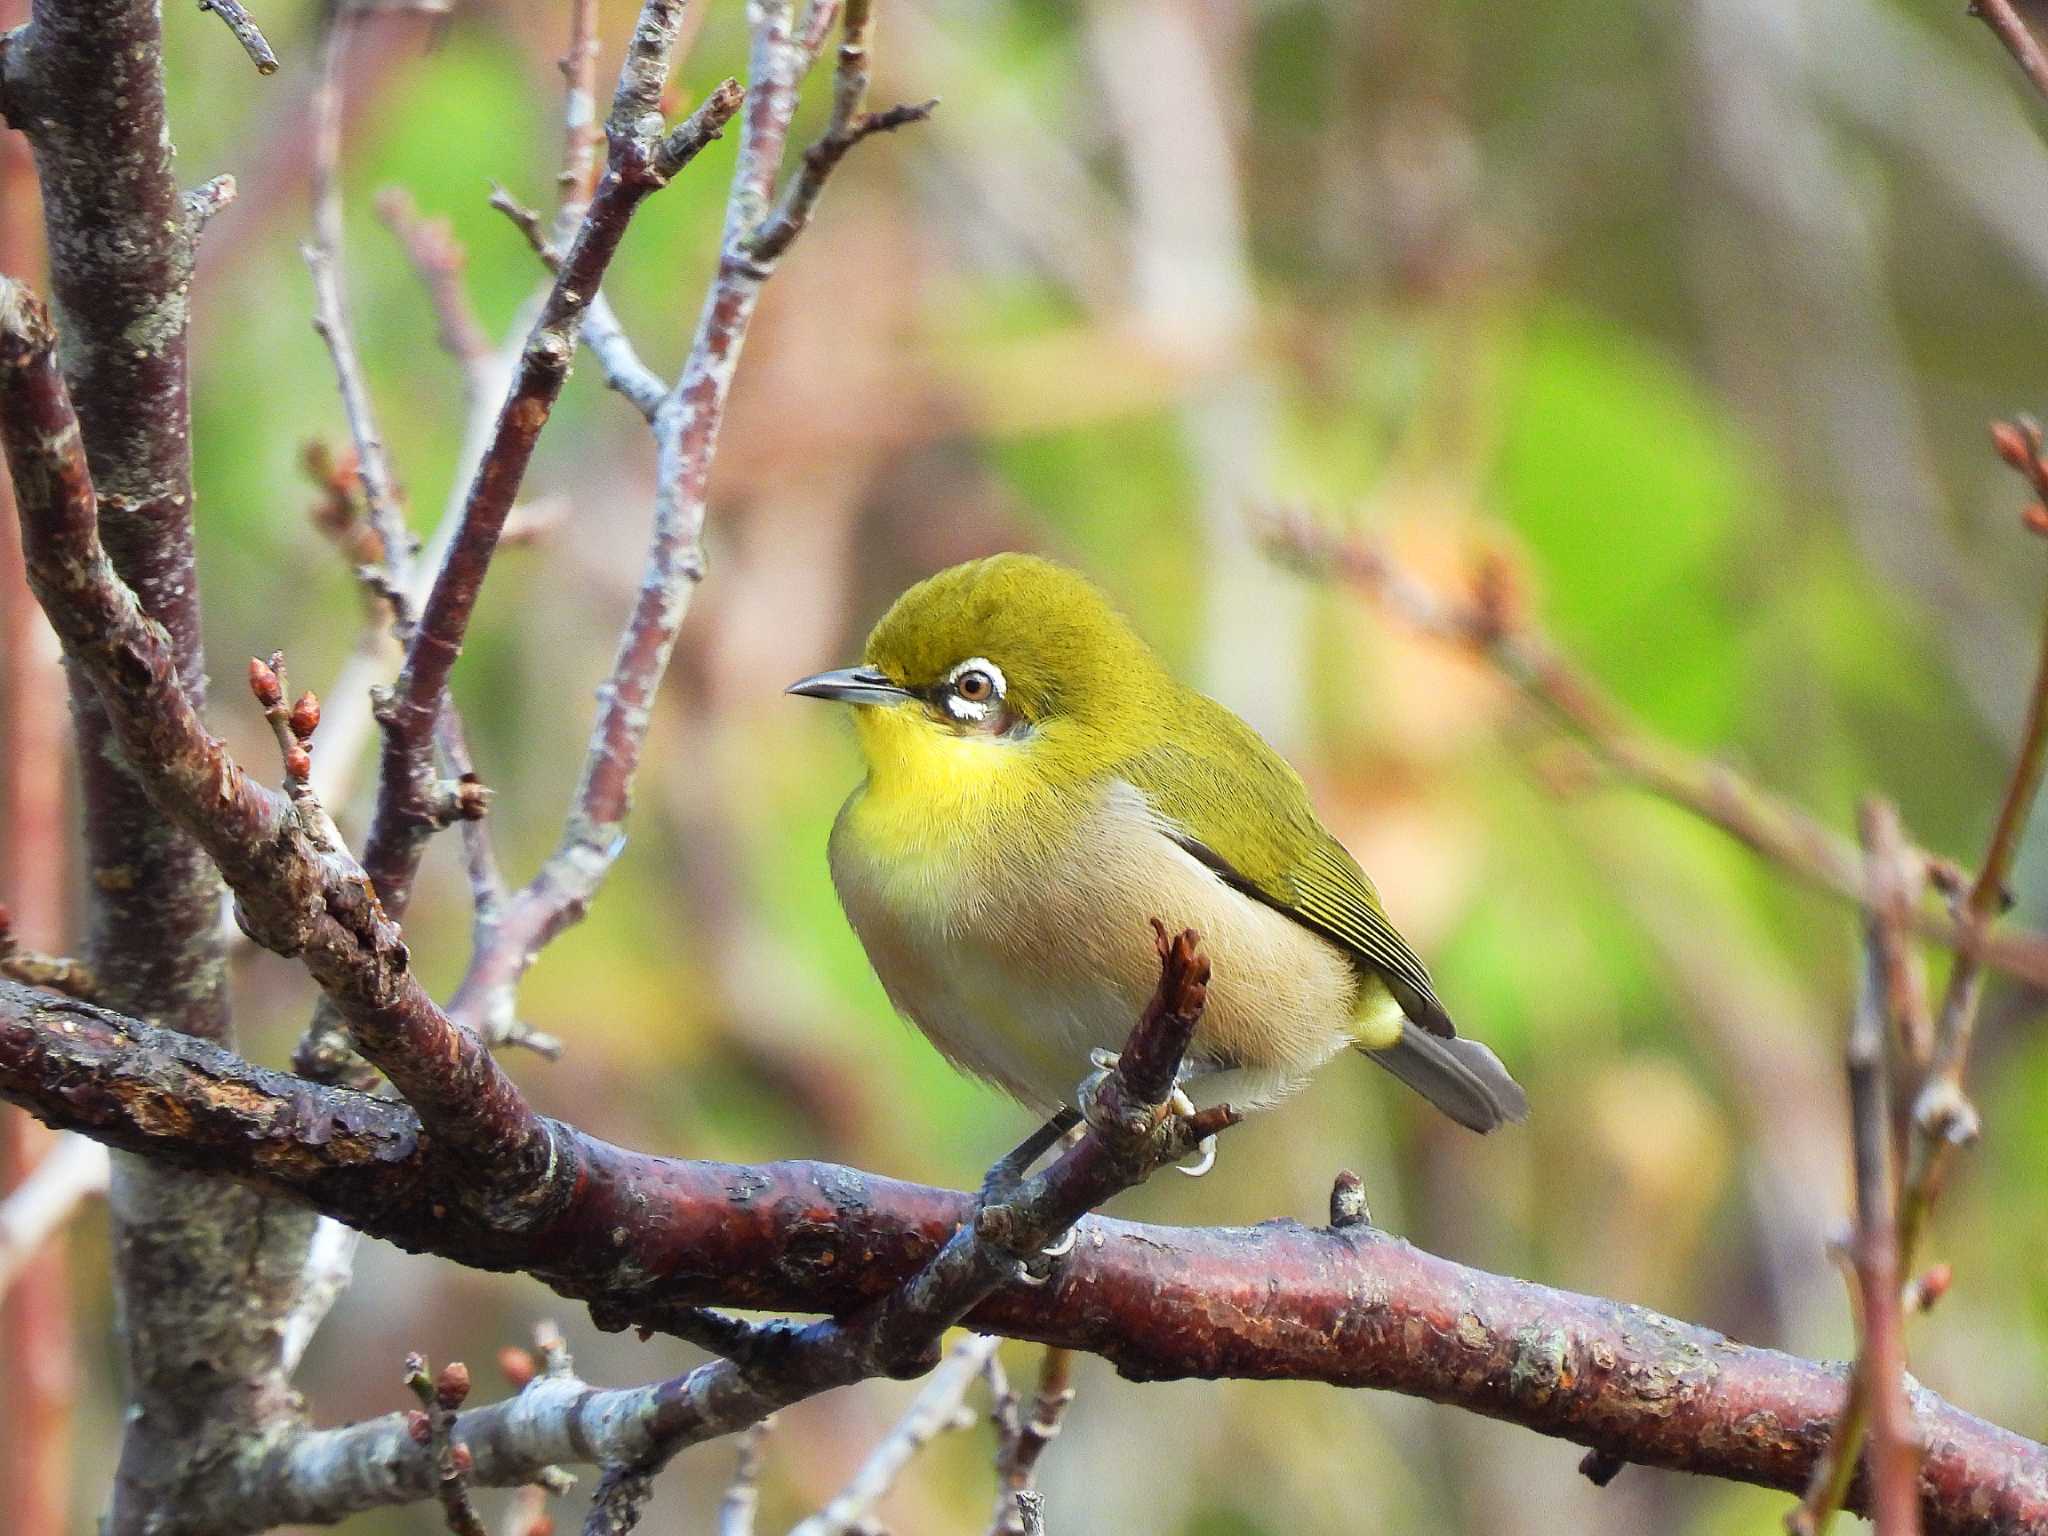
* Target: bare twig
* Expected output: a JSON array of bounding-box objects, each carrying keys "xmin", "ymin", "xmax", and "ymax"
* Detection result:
[
  {"xmin": 715, "ymin": 1420, "xmax": 772, "ymax": 1536},
  {"xmin": 1269, "ymin": 514, "xmax": 2048, "ymax": 991},
  {"xmin": 195, "ymin": 0, "xmax": 278, "ymax": 73},
  {"xmin": 487, "ymin": 185, "xmax": 668, "ymax": 418},
  {"xmin": 1972, "ymin": 0, "xmax": 2048, "ymax": 103},
  {"xmin": 790, "ymin": 1336, "xmax": 994, "ymax": 1536},
  {"xmin": 407, "ymin": 1354, "xmax": 488, "ymax": 1536},
  {"xmin": 448, "ymin": 0, "xmax": 929, "ymax": 1036},
  {"xmin": 1790, "ymin": 801, "xmax": 1924, "ymax": 1536},
  {"xmin": 362, "ymin": 65, "xmax": 743, "ymax": 923},
  {"xmin": 987, "ymin": 1346, "xmax": 1076, "ymax": 1536},
  {"xmin": 0, "ymin": 1133, "xmax": 108, "ymax": 1300},
  {"xmin": 1901, "ymin": 421, "xmax": 2048, "ymax": 1260},
  {"xmin": 0, "ymin": 907, "xmax": 96, "ymax": 1002},
  {"xmin": 306, "ymin": 5, "xmax": 413, "ymax": 611},
  {"xmin": 556, "ymin": 0, "xmax": 604, "ymax": 228},
  {"xmin": 374, "ymin": 187, "xmax": 496, "ymax": 407}
]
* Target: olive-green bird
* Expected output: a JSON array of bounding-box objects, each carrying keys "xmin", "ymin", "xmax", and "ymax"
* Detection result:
[{"xmin": 788, "ymin": 554, "xmax": 1526, "ymax": 1134}]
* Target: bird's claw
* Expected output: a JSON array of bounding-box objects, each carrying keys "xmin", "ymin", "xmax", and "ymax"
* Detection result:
[
  {"xmin": 1040, "ymin": 1226, "xmax": 1078, "ymax": 1258},
  {"xmin": 1177, "ymin": 1133, "xmax": 1218, "ymax": 1177}
]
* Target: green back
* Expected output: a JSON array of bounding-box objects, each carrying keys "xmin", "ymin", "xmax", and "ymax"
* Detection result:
[{"xmin": 1120, "ymin": 689, "xmax": 1455, "ymax": 1037}]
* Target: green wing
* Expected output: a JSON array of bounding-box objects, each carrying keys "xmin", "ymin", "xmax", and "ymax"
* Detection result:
[{"xmin": 1118, "ymin": 694, "xmax": 1456, "ymax": 1038}]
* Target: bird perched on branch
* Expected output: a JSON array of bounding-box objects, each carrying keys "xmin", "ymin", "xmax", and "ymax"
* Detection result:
[{"xmin": 789, "ymin": 553, "xmax": 1526, "ymax": 1146}]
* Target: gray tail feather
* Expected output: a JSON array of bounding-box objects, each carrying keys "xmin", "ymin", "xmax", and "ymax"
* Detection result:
[{"xmin": 1364, "ymin": 1023, "xmax": 1529, "ymax": 1133}]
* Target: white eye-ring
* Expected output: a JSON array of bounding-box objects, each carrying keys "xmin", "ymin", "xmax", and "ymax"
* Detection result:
[{"xmin": 942, "ymin": 657, "xmax": 1005, "ymax": 721}]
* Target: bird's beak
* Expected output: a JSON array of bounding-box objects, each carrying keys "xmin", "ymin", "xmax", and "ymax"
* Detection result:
[{"xmin": 784, "ymin": 666, "xmax": 914, "ymax": 707}]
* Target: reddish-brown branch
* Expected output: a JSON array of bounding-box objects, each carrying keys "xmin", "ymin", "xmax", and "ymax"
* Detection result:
[
  {"xmin": 0, "ymin": 974, "xmax": 2042, "ymax": 1534},
  {"xmin": 573, "ymin": 930, "xmax": 1225, "ymax": 1533},
  {"xmin": 0, "ymin": 278, "xmax": 551, "ymax": 1207}
]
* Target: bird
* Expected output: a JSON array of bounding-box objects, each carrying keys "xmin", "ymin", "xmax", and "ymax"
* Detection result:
[{"xmin": 787, "ymin": 553, "xmax": 1526, "ymax": 1141}]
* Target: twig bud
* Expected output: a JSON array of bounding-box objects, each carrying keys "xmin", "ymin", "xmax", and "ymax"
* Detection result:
[
  {"xmin": 248, "ymin": 656, "xmax": 282, "ymax": 709},
  {"xmin": 405, "ymin": 1408, "xmax": 432, "ymax": 1445},
  {"xmin": 497, "ymin": 1345, "xmax": 538, "ymax": 1388},
  {"xmin": 435, "ymin": 1360, "xmax": 471, "ymax": 1409},
  {"xmin": 448, "ymin": 1441, "xmax": 473, "ymax": 1475},
  {"xmin": 284, "ymin": 745, "xmax": 313, "ymax": 783},
  {"xmin": 290, "ymin": 691, "xmax": 321, "ymax": 741},
  {"xmin": 1904, "ymin": 1262, "xmax": 1953, "ymax": 1314},
  {"xmin": 1329, "ymin": 1168, "xmax": 1371, "ymax": 1230},
  {"xmin": 1992, "ymin": 418, "xmax": 2033, "ymax": 472}
]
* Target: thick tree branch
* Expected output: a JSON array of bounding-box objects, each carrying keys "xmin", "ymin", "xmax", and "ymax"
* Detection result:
[
  {"xmin": 0, "ymin": 0, "xmax": 302, "ymax": 1520},
  {"xmin": 1, "ymin": 975, "xmax": 2042, "ymax": 1535}
]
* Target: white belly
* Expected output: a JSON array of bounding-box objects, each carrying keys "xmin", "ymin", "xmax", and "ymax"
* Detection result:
[{"xmin": 830, "ymin": 779, "xmax": 1367, "ymax": 1111}]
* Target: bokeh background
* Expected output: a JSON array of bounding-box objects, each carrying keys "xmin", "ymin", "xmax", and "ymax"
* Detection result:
[{"xmin": 4, "ymin": 0, "xmax": 2048, "ymax": 1529}]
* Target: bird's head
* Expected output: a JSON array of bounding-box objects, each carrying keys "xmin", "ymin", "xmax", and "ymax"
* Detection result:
[{"xmin": 787, "ymin": 553, "xmax": 1169, "ymax": 786}]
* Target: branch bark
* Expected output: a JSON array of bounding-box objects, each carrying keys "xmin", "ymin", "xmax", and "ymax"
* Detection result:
[
  {"xmin": 0, "ymin": 0, "xmax": 309, "ymax": 1521},
  {"xmin": 1, "ymin": 975, "xmax": 2041, "ymax": 1536}
]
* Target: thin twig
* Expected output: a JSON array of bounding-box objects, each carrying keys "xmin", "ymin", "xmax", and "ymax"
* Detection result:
[
  {"xmin": 447, "ymin": 0, "xmax": 928, "ymax": 1037},
  {"xmin": 987, "ymin": 1346, "xmax": 1076, "ymax": 1536},
  {"xmin": 0, "ymin": 906, "xmax": 97, "ymax": 1002},
  {"xmin": 1972, "ymin": 0, "xmax": 2048, "ymax": 102},
  {"xmin": 1269, "ymin": 513, "xmax": 2048, "ymax": 991},
  {"xmin": 1790, "ymin": 801, "xmax": 1924, "ymax": 1536},
  {"xmin": 715, "ymin": 1420, "xmax": 772, "ymax": 1536},
  {"xmin": 362, "ymin": 66, "xmax": 742, "ymax": 923},
  {"xmin": 790, "ymin": 1336, "xmax": 994, "ymax": 1536},
  {"xmin": 406, "ymin": 1353, "xmax": 488, "ymax": 1536},
  {"xmin": 306, "ymin": 5, "xmax": 413, "ymax": 613},
  {"xmin": 0, "ymin": 1133, "xmax": 108, "ymax": 1300},
  {"xmin": 556, "ymin": 0, "xmax": 604, "ymax": 230},
  {"xmin": 195, "ymin": 0, "xmax": 278, "ymax": 73},
  {"xmin": 1902, "ymin": 421, "xmax": 2048, "ymax": 1260},
  {"xmin": 373, "ymin": 187, "xmax": 497, "ymax": 408}
]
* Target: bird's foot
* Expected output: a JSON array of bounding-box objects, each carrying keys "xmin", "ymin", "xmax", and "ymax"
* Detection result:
[
  {"xmin": 1079, "ymin": 1052, "xmax": 1219, "ymax": 1176},
  {"xmin": 1177, "ymin": 1134, "xmax": 1218, "ymax": 1177},
  {"xmin": 979, "ymin": 1105, "xmax": 1083, "ymax": 1207}
]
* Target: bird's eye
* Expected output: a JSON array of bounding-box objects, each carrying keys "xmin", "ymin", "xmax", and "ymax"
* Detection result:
[{"xmin": 954, "ymin": 669, "xmax": 994, "ymax": 703}]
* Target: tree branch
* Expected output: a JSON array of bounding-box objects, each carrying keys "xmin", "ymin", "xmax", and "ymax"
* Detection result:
[
  {"xmin": 1268, "ymin": 515, "xmax": 2048, "ymax": 992},
  {"xmin": 450, "ymin": 0, "xmax": 929, "ymax": 1035},
  {"xmin": 0, "ymin": 1131, "xmax": 106, "ymax": 1301},
  {"xmin": 0, "ymin": 277, "xmax": 551, "ymax": 1209},
  {"xmin": 0, "ymin": 0, "xmax": 303, "ymax": 1518},
  {"xmin": 2, "ymin": 974, "xmax": 2042, "ymax": 1535},
  {"xmin": 361, "ymin": 55, "xmax": 742, "ymax": 923}
]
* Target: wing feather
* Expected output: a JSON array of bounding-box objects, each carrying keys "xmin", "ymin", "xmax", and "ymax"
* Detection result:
[{"xmin": 1118, "ymin": 703, "xmax": 1457, "ymax": 1038}]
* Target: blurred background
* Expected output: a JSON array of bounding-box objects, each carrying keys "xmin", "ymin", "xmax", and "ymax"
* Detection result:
[{"xmin": 4, "ymin": 0, "xmax": 2048, "ymax": 1529}]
